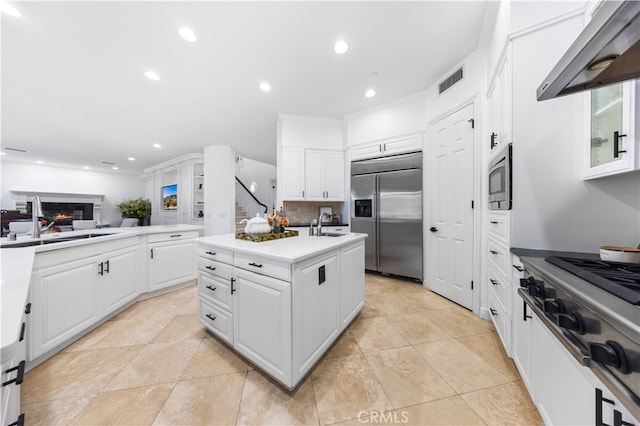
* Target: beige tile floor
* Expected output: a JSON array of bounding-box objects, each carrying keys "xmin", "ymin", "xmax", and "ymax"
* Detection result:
[{"xmin": 22, "ymin": 273, "xmax": 543, "ymax": 425}]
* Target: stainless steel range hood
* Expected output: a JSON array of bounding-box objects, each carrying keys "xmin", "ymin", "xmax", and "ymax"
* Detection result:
[{"xmin": 537, "ymin": 0, "xmax": 640, "ymax": 101}]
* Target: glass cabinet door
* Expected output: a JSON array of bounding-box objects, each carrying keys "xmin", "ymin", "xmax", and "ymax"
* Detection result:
[
  {"xmin": 590, "ymin": 84, "xmax": 622, "ymax": 168},
  {"xmin": 585, "ymin": 81, "xmax": 637, "ymax": 179}
]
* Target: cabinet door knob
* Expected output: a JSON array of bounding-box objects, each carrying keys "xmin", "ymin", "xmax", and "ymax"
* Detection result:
[
  {"xmin": 490, "ymin": 278, "xmax": 499, "ymax": 286},
  {"xmin": 489, "ymin": 307, "xmax": 498, "ymax": 316},
  {"xmin": 230, "ymin": 278, "xmax": 236, "ymax": 294},
  {"xmin": 429, "ymin": 227, "xmax": 438, "ymax": 233},
  {"xmin": 489, "ymin": 250, "xmax": 499, "ymax": 255}
]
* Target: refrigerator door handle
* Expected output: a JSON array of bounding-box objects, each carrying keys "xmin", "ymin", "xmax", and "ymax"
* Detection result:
[{"xmin": 374, "ymin": 174, "xmax": 380, "ymax": 271}]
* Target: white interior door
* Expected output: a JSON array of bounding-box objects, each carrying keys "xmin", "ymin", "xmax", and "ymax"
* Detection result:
[{"xmin": 428, "ymin": 104, "xmax": 475, "ymax": 309}]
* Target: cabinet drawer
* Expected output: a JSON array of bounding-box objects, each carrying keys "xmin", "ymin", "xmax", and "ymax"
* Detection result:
[
  {"xmin": 197, "ymin": 257, "xmax": 233, "ymax": 280},
  {"xmin": 198, "ymin": 272, "xmax": 232, "ymax": 311},
  {"xmin": 488, "ymin": 238, "xmax": 509, "ymax": 278},
  {"xmin": 488, "ymin": 289, "xmax": 511, "ymax": 356},
  {"xmin": 488, "ymin": 265, "xmax": 509, "ymax": 314},
  {"xmin": 198, "ymin": 246, "xmax": 233, "ymax": 265},
  {"xmin": 199, "ymin": 298, "xmax": 233, "ymax": 345},
  {"xmin": 148, "ymin": 231, "xmax": 199, "ymax": 243},
  {"xmin": 488, "ymin": 212, "xmax": 509, "ymax": 243},
  {"xmin": 511, "ymin": 254, "xmax": 524, "ymax": 280},
  {"xmin": 234, "ymin": 252, "xmax": 291, "ymax": 281}
]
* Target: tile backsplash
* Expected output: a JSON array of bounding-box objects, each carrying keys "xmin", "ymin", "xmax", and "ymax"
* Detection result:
[{"xmin": 281, "ymin": 201, "xmax": 344, "ymax": 225}]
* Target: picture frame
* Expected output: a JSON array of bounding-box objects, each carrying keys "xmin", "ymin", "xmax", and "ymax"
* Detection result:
[{"xmin": 162, "ymin": 184, "xmax": 178, "ymax": 210}]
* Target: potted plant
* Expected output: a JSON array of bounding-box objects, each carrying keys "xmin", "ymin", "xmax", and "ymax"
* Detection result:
[{"xmin": 116, "ymin": 197, "xmax": 152, "ymax": 226}]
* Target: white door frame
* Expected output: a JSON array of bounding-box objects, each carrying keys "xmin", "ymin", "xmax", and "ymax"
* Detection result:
[{"xmin": 424, "ymin": 95, "xmax": 483, "ymax": 316}]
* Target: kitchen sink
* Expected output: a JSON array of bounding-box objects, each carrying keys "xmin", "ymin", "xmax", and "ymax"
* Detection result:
[
  {"xmin": 319, "ymin": 232, "xmax": 346, "ymax": 237},
  {"xmin": 1, "ymin": 233, "xmax": 115, "ymax": 248}
]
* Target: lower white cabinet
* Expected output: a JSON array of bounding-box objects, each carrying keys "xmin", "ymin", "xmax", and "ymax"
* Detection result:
[
  {"xmin": 31, "ymin": 256, "xmax": 100, "ymax": 360},
  {"xmin": 148, "ymin": 233, "xmax": 197, "ymax": 291},
  {"xmin": 98, "ymin": 247, "xmax": 138, "ymax": 314},
  {"xmin": 234, "ymin": 269, "xmax": 292, "ymax": 386},
  {"xmin": 1, "ymin": 302, "xmax": 28, "ymax": 426},
  {"xmin": 292, "ymin": 252, "xmax": 339, "ymax": 378},
  {"xmin": 340, "ymin": 242, "xmax": 365, "ymax": 328}
]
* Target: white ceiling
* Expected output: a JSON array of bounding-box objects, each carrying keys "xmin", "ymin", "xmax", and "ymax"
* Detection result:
[{"xmin": 1, "ymin": 1, "xmax": 489, "ymax": 174}]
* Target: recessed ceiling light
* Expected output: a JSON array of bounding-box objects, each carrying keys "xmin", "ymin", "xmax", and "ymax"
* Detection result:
[
  {"xmin": 37, "ymin": 160, "xmax": 45, "ymax": 164},
  {"xmin": 0, "ymin": 3, "xmax": 22, "ymax": 17},
  {"xmin": 145, "ymin": 70, "xmax": 160, "ymax": 81},
  {"xmin": 112, "ymin": 166, "xmax": 119, "ymax": 170},
  {"xmin": 259, "ymin": 82, "xmax": 271, "ymax": 92},
  {"xmin": 127, "ymin": 157, "xmax": 136, "ymax": 161},
  {"xmin": 365, "ymin": 89, "xmax": 376, "ymax": 98},
  {"xmin": 178, "ymin": 26, "xmax": 197, "ymax": 42},
  {"xmin": 83, "ymin": 166, "xmax": 90, "ymax": 170},
  {"xmin": 153, "ymin": 143, "xmax": 162, "ymax": 149},
  {"xmin": 0, "ymin": 152, "xmax": 5, "ymax": 156},
  {"xmin": 334, "ymin": 40, "xmax": 349, "ymax": 55}
]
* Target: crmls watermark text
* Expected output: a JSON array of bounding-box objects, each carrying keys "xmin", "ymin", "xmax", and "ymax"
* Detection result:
[{"xmin": 357, "ymin": 410, "xmax": 409, "ymax": 424}]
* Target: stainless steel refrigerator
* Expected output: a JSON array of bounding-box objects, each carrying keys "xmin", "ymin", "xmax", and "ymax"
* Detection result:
[{"xmin": 350, "ymin": 151, "xmax": 423, "ymax": 281}]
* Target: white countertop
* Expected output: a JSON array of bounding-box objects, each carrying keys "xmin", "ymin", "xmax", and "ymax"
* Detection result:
[
  {"xmin": 0, "ymin": 224, "xmax": 203, "ymax": 357},
  {"xmin": 197, "ymin": 232, "xmax": 367, "ymax": 263}
]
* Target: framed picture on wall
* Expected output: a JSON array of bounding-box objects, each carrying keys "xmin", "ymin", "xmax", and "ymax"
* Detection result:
[{"xmin": 162, "ymin": 184, "xmax": 178, "ymax": 210}]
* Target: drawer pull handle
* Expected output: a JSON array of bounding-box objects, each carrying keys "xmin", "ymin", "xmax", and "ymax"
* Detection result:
[
  {"xmin": 489, "ymin": 308, "xmax": 498, "ymax": 316},
  {"xmin": 7, "ymin": 413, "xmax": 24, "ymax": 426},
  {"xmin": 170, "ymin": 234, "xmax": 182, "ymax": 238},
  {"xmin": 489, "ymin": 250, "xmax": 498, "ymax": 255},
  {"xmin": 248, "ymin": 262, "xmax": 263, "ymax": 268},
  {"xmin": 19, "ymin": 322, "xmax": 25, "ymax": 342},
  {"xmin": 512, "ymin": 265, "xmax": 524, "ymax": 272},
  {"xmin": 205, "ymin": 266, "xmax": 216, "ymax": 271},
  {"xmin": 205, "ymin": 251, "xmax": 216, "ymax": 256},
  {"xmin": 2, "ymin": 360, "xmax": 25, "ymax": 386},
  {"xmin": 490, "ymin": 221, "xmax": 499, "ymax": 224},
  {"xmin": 490, "ymin": 279, "xmax": 499, "ymax": 286},
  {"xmin": 24, "ymin": 303, "xmax": 31, "ymax": 315},
  {"xmin": 206, "ymin": 285, "xmax": 217, "ymax": 292},
  {"xmin": 205, "ymin": 313, "xmax": 217, "ymax": 321}
]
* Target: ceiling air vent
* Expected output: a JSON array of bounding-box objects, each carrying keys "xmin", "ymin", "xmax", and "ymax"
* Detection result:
[{"xmin": 438, "ymin": 67, "xmax": 464, "ymax": 95}]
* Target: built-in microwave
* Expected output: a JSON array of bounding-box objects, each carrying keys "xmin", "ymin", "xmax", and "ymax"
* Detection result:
[{"xmin": 488, "ymin": 144, "xmax": 512, "ymax": 210}]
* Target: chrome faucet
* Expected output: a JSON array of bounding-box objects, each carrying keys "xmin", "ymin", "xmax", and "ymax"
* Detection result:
[
  {"xmin": 31, "ymin": 195, "xmax": 44, "ymax": 239},
  {"xmin": 316, "ymin": 213, "xmax": 329, "ymax": 236}
]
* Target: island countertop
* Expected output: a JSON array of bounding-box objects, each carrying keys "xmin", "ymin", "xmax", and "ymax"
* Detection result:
[{"xmin": 197, "ymin": 232, "xmax": 367, "ymax": 263}]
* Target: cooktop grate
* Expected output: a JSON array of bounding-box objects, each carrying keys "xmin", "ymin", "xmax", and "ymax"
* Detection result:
[{"xmin": 546, "ymin": 256, "xmax": 640, "ymax": 305}]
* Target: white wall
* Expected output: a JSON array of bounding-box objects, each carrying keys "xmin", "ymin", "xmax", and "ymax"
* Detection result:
[
  {"xmin": 510, "ymin": 14, "xmax": 640, "ymax": 251},
  {"xmin": 278, "ymin": 114, "xmax": 343, "ymax": 149},
  {"xmin": 345, "ymin": 91, "xmax": 427, "ymax": 147},
  {"xmin": 0, "ymin": 160, "xmax": 145, "ymax": 226},
  {"xmin": 204, "ymin": 145, "xmax": 236, "ymax": 236},
  {"xmin": 235, "ymin": 156, "xmax": 277, "ymax": 216}
]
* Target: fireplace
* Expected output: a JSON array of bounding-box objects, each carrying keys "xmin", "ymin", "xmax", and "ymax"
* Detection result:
[
  {"xmin": 11, "ymin": 191, "xmax": 104, "ymax": 227},
  {"xmin": 27, "ymin": 202, "xmax": 94, "ymax": 226}
]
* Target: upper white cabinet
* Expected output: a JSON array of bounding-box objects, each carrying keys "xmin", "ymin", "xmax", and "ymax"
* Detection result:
[
  {"xmin": 281, "ymin": 147, "xmax": 306, "ymax": 200},
  {"xmin": 305, "ymin": 150, "xmax": 345, "ymax": 201},
  {"xmin": 350, "ymin": 133, "xmax": 423, "ymax": 161},
  {"xmin": 584, "ymin": 81, "xmax": 639, "ymax": 179},
  {"xmin": 281, "ymin": 148, "xmax": 345, "ymax": 202},
  {"xmin": 488, "ymin": 47, "xmax": 512, "ymax": 153}
]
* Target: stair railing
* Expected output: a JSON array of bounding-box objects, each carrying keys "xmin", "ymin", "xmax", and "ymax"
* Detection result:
[{"xmin": 235, "ymin": 177, "xmax": 268, "ymax": 214}]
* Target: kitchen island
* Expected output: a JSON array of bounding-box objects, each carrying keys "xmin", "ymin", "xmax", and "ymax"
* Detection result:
[{"xmin": 197, "ymin": 232, "xmax": 366, "ymax": 389}]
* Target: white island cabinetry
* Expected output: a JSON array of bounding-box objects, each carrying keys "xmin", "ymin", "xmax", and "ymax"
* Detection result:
[
  {"xmin": 197, "ymin": 233, "xmax": 366, "ymax": 389},
  {"xmin": 147, "ymin": 231, "xmax": 198, "ymax": 292}
]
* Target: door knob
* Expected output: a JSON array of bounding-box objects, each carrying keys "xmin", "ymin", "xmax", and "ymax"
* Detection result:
[{"xmin": 429, "ymin": 227, "xmax": 438, "ymax": 232}]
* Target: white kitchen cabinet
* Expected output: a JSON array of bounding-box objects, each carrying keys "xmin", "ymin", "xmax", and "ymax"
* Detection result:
[
  {"xmin": 30, "ymin": 256, "xmax": 100, "ymax": 359},
  {"xmin": 98, "ymin": 246, "xmax": 138, "ymax": 314},
  {"xmin": 292, "ymin": 252, "xmax": 339, "ymax": 378},
  {"xmin": 584, "ymin": 80, "xmax": 639, "ymax": 179},
  {"xmin": 339, "ymin": 242, "xmax": 365, "ymax": 328},
  {"xmin": 282, "ymin": 147, "xmax": 306, "ymax": 200},
  {"xmin": 305, "ymin": 150, "xmax": 345, "ymax": 201},
  {"xmin": 486, "ymin": 210, "xmax": 512, "ymax": 355},
  {"xmin": 234, "ymin": 268, "xmax": 292, "ymax": 386},
  {"xmin": 510, "ymin": 255, "xmax": 536, "ymax": 396},
  {"xmin": 488, "ymin": 46, "xmax": 512, "ymax": 153},
  {"xmin": 1, "ymin": 301, "xmax": 28, "ymax": 426},
  {"xmin": 147, "ymin": 232, "xmax": 198, "ymax": 292},
  {"xmin": 350, "ymin": 132, "xmax": 423, "ymax": 161}
]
